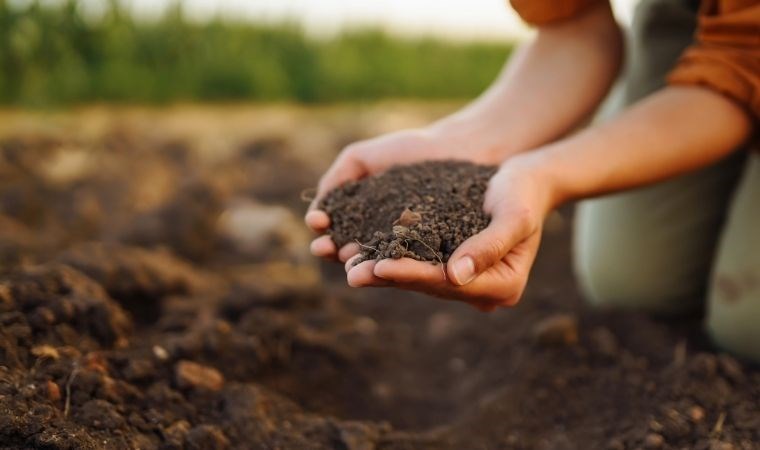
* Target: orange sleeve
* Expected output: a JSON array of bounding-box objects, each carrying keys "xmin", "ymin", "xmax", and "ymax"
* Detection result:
[
  {"xmin": 509, "ymin": 0, "xmax": 605, "ymax": 26},
  {"xmin": 667, "ymin": 0, "xmax": 760, "ymax": 120}
]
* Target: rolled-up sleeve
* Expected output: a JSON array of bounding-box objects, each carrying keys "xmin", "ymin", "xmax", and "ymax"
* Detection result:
[
  {"xmin": 509, "ymin": 0, "xmax": 605, "ymax": 26},
  {"xmin": 667, "ymin": 1, "xmax": 760, "ymax": 119}
]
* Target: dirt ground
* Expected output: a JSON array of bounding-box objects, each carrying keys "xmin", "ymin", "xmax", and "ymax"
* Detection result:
[{"xmin": 0, "ymin": 104, "xmax": 758, "ymax": 450}]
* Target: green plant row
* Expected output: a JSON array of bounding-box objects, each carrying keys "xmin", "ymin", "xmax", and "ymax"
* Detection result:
[{"xmin": 0, "ymin": 0, "xmax": 513, "ymax": 105}]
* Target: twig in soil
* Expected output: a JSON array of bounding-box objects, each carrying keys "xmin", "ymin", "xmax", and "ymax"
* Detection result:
[
  {"xmin": 354, "ymin": 232, "xmax": 447, "ymax": 281},
  {"xmin": 30, "ymin": 357, "xmax": 43, "ymax": 376},
  {"xmin": 395, "ymin": 231, "xmax": 447, "ymax": 281},
  {"xmin": 712, "ymin": 411, "xmax": 726, "ymax": 437},
  {"xmin": 300, "ymin": 187, "xmax": 317, "ymax": 203},
  {"xmin": 63, "ymin": 363, "xmax": 79, "ymax": 418},
  {"xmin": 354, "ymin": 239, "xmax": 378, "ymax": 252}
]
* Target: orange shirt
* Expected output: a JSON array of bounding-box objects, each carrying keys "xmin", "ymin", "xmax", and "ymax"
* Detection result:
[{"xmin": 510, "ymin": 0, "xmax": 760, "ymax": 120}]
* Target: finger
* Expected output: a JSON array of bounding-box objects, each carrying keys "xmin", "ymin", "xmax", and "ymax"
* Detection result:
[
  {"xmin": 372, "ymin": 256, "xmax": 525, "ymax": 306},
  {"xmin": 310, "ymin": 235, "xmax": 337, "ymax": 258},
  {"xmin": 344, "ymin": 254, "xmax": 363, "ymax": 273},
  {"xmin": 373, "ymin": 259, "xmax": 504, "ymax": 301},
  {"xmin": 338, "ymin": 243, "xmax": 360, "ymax": 263},
  {"xmin": 448, "ymin": 210, "xmax": 534, "ymax": 286},
  {"xmin": 305, "ymin": 210, "xmax": 330, "ymax": 233},
  {"xmin": 373, "ymin": 258, "xmax": 447, "ymax": 284},
  {"xmin": 372, "ymin": 272, "xmax": 498, "ymax": 311},
  {"xmin": 449, "ymin": 235, "xmax": 541, "ymax": 306},
  {"xmin": 347, "ymin": 260, "xmax": 391, "ymax": 288}
]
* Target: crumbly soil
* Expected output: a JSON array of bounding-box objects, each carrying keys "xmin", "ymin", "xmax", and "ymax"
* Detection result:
[
  {"xmin": 320, "ymin": 161, "xmax": 497, "ymax": 264},
  {"xmin": 0, "ymin": 105, "xmax": 758, "ymax": 450}
]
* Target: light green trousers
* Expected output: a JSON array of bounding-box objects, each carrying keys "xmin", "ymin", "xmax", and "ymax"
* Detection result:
[{"xmin": 573, "ymin": 0, "xmax": 760, "ymax": 362}]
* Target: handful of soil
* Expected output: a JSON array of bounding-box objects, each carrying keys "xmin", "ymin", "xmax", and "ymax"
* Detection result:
[{"xmin": 319, "ymin": 160, "xmax": 497, "ymax": 265}]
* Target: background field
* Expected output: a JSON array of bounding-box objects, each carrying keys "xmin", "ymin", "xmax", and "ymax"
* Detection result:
[
  {"xmin": 0, "ymin": 0, "xmax": 512, "ymax": 106},
  {"xmin": 2, "ymin": 2, "xmax": 758, "ymax": 449},
  {"xmin": 0, "ymin": 105, "xmax": 757, "ymax": 449}
]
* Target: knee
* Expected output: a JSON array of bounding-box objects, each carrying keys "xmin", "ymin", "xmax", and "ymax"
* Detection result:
[
  {"xmin": 573, "ymin": 228, "xmax": 702, "ymax": 316},
  {"xmin": 707, "ymin": 278, "xmax": 760, "ymax": 363},
  {"xmin": 707, "ymin": 316, "xmax": 760, "ymax": 364},
  {"xmin": 574, "ymin": 251, "xmax": 682, "ymax": 315}
]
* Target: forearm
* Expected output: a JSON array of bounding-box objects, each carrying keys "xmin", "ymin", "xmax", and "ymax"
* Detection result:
[
  {"xmin": 431, "ymin": 2, "xmax": 623, "ymax": 163},
  {"xmin": 520, "ymin": 86, "xmax": 754, "ymax": 210}
]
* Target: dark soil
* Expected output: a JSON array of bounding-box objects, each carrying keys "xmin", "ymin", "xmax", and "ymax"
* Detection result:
[
  {"xmin": 0, "ymin": 108, "xmax": 758, "ymax": 450},
  {"xmin": 320, "ymin": 161, "xmax": 497, "ymax": 264}
]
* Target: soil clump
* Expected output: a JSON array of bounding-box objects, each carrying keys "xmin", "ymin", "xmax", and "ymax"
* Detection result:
[{"xmin": 320, "ymin": 161, "xmax": 497, "ymax": 264}]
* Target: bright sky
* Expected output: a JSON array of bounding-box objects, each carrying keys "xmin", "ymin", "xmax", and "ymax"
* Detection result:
[{"xmin": 117, "ymin": 0, "xmax": 637, "ymax": 41}]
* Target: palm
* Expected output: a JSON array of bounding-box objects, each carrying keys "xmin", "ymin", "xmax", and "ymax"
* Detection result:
[
  {"xmin": 345, "ymin": 230, "xmax": 542, "ymax": 311},
  {"xmin": 307, "ymin": 130, "xmax": 550, "ymax": 311},
  {"xmin": 306, "ymin": 129, "xmax": 476, "ymax": 261}
]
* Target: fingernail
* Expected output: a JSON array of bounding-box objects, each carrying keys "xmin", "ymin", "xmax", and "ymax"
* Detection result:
[{"xmin": 451, "ymin": 256, "xmax": 476, "ymax": 286}]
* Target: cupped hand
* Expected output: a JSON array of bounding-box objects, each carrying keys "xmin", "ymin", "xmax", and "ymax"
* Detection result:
[
  {"xmin": 305, "ymin": 126, "xmax": 495, "ymax": 262},
  {"xmin": 344, "ymin": 158, "xmax": 554, "ymax": 311}
]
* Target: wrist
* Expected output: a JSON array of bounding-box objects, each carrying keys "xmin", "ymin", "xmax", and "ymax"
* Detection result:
[
  {"xmin": 501, "ymin": 149, "xmax": 569, "ymax": 214},
  {"xmin": 427, "ymin": 114, "xmax": 518, "ymax": 165}
]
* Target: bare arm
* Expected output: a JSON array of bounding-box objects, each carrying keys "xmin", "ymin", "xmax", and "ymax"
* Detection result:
[
  {"xmin": 521, "ymin": 86, "xmax": 754, "ymax": 210},
  {"xmin": 308, "ymin": 2, "xmax": 623, "ymax": 260},
  {"xmin": 434, "ymin": 1, "xmax": 623, "ymax": 161},
  {"xmin": 350, "ymin": 86, "xmax": 754, "ymax": 308}
]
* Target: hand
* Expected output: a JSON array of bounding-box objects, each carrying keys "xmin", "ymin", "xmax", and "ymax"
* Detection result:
[
  {"xmin": 306, "ymin": 0, "xmax": 623, "ymax": 269},
  {"xmin": 305, "ymin": 125, "xmax": 501, "ymax": 262},
  {"xmin": 344, "ymin": 156, "xmax": 554, "ymax": 311}
]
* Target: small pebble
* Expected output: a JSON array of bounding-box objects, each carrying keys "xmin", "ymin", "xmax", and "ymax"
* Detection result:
[
  {"xmin": 354, "ymin": 317, "xmax": 378, "ymax": 336},
  {"xmin": 338, "ymin": 422, "xmax": 380, "ymax": 450},
  {"xmin": 83, "ymin": 352, "xmax": 108, "ymax": 374},
  {"xmin": 124, "ymin": 359, "xmax": 154, "ymax": 381},
  {"xmin": 0, "ymin": 283, "xmax": 11, "ymax": 305},
  {"xmin": 394, "ymin": 208, "xmax": 422, "ymax": 227},
  {"xmin": 20, "ymin": 384, "xmax": 36, "ymax": 399},
  {"xmin": 215, "ymin": 320, "xmax": 232, "ymax": 334},
  {"xmin": 427, "ymin": 312, "xmax": 455, "ymax": 341},
  {"xmin": 45, "ymin": 380, "xmax": 61, "ymax": 402},
  {"xmin": 606, "ymin": 438, "xmax": 625, "ymax": 450},
  {"xmin": 163, "ymin": 420, "xmax": 191, "ymax": 446},
  {"xmin": 590, "ymin": 327, "xmax": 619, "ymax": 357},
  {"xmin": 532, "ymin": 313, "xmax": 578, "ymax": 346},
  {"xmin": 31, "ymin": 345, "xmax": 60, "ymax": 360},
  {"xmin": 710, "ymin": 442, "xmax": 734, "ymax": 450},
  {"xmin": 186, "ymin": 424, "xmax": 229, "ymax": 450},
  {"xmin": 152, "ymin": 345, "xmax": 169, "ymax": 361},
  {"xmin": 688, "ymin": 405, "xmax": 706, "ymax": 422},
  {"xmin": 644, "ymin": 433, "xmax": 664, "ymax": 449},
  {"xmin": 175, "ymin": 360, "xmax": 224, "ymax": 392}
]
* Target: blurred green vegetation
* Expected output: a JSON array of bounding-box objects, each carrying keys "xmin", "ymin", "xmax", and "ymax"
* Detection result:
[{"xmin": 0, "ymin": 0, "xmax": 514, "ymax": 106}]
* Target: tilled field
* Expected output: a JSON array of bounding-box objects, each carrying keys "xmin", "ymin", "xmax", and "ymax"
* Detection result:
[{"xmin": 0, "ymin": 105, "xmax": 757, "ymax": 450}]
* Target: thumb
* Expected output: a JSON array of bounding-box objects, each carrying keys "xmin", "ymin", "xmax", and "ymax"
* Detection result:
[{"xmin": 447, "ymin": 209, "xmax": 534, "ymax": 286}]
